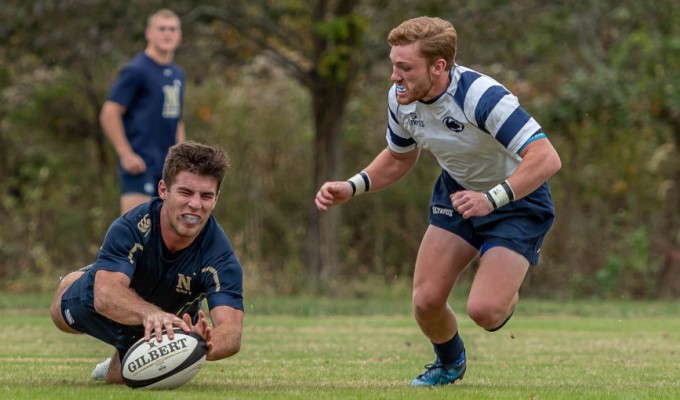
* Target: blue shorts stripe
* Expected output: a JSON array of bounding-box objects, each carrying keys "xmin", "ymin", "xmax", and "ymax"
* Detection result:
[{"xmin": 428, "ymin": 171, "xmax": 555, "ymax": 265}]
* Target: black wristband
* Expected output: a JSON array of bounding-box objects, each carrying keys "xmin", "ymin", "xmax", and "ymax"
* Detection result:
[
  {"xmin": 486, "ymin": 192, "xmax": 498, "ymax": 209},
  {"xmin": 359, "ymin": 171, "xmax": 371, "ymax": 192},
  {"xmin": 501, "ymin": 181, "xmax": 515, "ymax": 201}
]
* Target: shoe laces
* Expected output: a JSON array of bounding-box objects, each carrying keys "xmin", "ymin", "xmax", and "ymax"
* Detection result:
[{"xmin": 416, "ymin": 358, "xmax": 445, "ymax": 379}]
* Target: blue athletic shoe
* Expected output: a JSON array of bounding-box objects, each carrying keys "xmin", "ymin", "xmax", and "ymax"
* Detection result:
[{"xmin": 410, "ymin": 353, "xmax": 466, "ymax": 387}]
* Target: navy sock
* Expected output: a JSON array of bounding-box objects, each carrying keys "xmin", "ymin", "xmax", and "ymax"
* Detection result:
[{"xmin": 432, "ymin": 332, "xmax": 465, "ymax": 365}]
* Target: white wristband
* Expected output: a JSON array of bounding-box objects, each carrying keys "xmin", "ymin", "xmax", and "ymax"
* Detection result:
[
  {"xmin": 347, "ymin": 171, "xmax": 371, "ymax": 196},
  {"xmin": 485, "ymin": 180, "xmax": 515, "ymax": 210}
]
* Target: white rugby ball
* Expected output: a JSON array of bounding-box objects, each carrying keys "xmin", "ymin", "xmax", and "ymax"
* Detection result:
[{"xmin": 122, "ymin": 328, "xmax": 207, "ymax": 389}]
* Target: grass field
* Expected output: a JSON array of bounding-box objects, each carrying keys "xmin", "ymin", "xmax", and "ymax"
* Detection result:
[{"xmin": 2, "ymin": 294, "xmax": 680, "ymax": 399}]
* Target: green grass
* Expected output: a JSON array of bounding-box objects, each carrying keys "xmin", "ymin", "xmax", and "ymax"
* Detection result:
[{"xmin": 2, "ymin": 294, "xmax": 680, "ymax": 399}]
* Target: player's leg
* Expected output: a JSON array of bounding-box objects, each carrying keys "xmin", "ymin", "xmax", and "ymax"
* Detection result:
[
  {"xmin": 91, "ymin": 350, "xmax": 123, "ymax": 384},
  {"xmin": 412, "ymin": 225, "xmax": 477, "ymax": 341},
  {"xmin": 120, "ymin": 193, "xmax": 151, "ymax": 214},
  {"xmin": 50, "ymin": 270, "xmax": 86, "ymax": 333},
  {"xmin": 107, "ymin": 350, "xmax": 124, "ymax": 384},
  {"xmin": 119, "ymin": 171, "xmax": 157, "ymax": 214},
  {"xmin": 467, "ymin": 246, "xmax": 529, "ymax": 331},
  {"xmin": 411, "ymin": 225, "xmax": 477, "ymax": 386},
  {"xmin": 466, "ymin": 181, "xmax": 555, "ymax": 331}
]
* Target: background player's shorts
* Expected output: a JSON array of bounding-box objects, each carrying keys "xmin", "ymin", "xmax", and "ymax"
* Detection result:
[
  {"xmin": 119, "ymin": 170, "xmax": 159, "ymax": 196},
  {"xmin": 428, "ymin": 170, "xmax": 555, "ymax": 266}
]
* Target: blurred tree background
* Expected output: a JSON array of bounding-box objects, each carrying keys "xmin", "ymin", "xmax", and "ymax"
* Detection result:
[{"xmin": 0, "ymin": 0, "xmax": 678, "ymax": 299}]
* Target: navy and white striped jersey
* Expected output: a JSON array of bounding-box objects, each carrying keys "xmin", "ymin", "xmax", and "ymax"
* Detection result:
[{"xmin": 386, "ymin": 65, "xmax": 546, "ymax": 191}]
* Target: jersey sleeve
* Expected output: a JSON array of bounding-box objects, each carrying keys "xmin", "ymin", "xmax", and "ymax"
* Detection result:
[
  {"xmin": 385, "ymin": 85, "xmax": 418, "ymax": 153},
  {"xmin": 93, "ymin": 219, "xmax": 142, "ymax": 279},
  {"xmin": 455, "ymin": 70, "xmax": 544, "ymax": 154},
  {"xmin": 107, "ymin": 64, "xmax": 144, "ymax": 108},
  {"xmin": 201, "ymin": 242, "xmax": 244, "ymax": 312}
]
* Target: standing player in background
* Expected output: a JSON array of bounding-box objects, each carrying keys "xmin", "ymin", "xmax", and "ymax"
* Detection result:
[
  {"xmin": 100, "ymin": 9, "xmax": 186, "ymax": 214},
  {"xmin": 315, "ymin": 17, "xmax": 561, "ymax": 387},
  {"xmin": 50, "ymin": 142, "xmax": 244, "ymax": 384}
]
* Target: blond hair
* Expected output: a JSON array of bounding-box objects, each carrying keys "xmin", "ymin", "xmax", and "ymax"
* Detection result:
[
  {"xmin": 147, "ymin": 9, "xmax": 181, "ymax": 29},
  {"xmin": 387, "ymin": 17, "xmax": 457, "ymax": 70}
]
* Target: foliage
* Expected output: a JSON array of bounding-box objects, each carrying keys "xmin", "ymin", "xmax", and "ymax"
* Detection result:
[{"xmin": 1, "ymin": 0, "xmax": 679, "ymax": 298}]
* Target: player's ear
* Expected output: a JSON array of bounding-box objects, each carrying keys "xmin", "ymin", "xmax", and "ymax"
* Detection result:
[
  {"xmin": 212, "ymin": 192, "xmax": 219, "ymax": 210},
  {"xmin": 433, "ymin": 58, "xmax": 447, "ymax": 74},
  {"xmin": 158, "ymin": 180, "xmax": 168, "ymax": 200}
]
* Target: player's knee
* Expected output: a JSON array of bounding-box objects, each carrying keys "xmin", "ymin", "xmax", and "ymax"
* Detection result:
[
  {"xmin": 466, "ymin": 300, "xmax": 507, "ymax": 330},
  {"xmin": 49, "ymin": 271, "xmax": 83, "ymax": 333},
  {"xmin": 412, "ymin": 289, "xmax": 447, "ymax": 319}
]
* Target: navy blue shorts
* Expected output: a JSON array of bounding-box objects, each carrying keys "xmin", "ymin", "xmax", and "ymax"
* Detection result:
[
  {"xmin": 429, "ymin": 171, "xmax": 555, "ymax": 266},
  {"xmin": 60, "ymin": 268, "xmax": 202, "ymax": 361},
  {"xmin": 60, "ymin": 272, "xmax": 144, "ymax": 361},
  {"xmin": 119, "ymin": 170, "xmax": 159, "ymax": 196}
]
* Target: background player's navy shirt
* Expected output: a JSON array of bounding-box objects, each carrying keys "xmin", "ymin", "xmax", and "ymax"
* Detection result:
[
  {"xmin": 80, "ymin": 198, "xmax": 243, "ymax": 315},
  {"xmin": 107, "ymin": 52, "xmax": 185, "ymax": 181}
]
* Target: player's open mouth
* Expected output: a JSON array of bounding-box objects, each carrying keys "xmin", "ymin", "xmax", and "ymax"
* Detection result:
[
  {"xmin": 396, "ymin": 85, "xmax": 406, "ymax": 93},
  {"xmin": 182, "ymin": 214, "xmax": 200, "ymax": 224}
]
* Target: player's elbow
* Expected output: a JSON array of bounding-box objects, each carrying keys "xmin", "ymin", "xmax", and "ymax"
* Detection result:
[
  {"xmin": 99, "ymin": 102, "xmax": 124, "ymax": 128},
  {"xmin": 547, "ymin": 150, "xmax": 562, "ymax": 177},
  {"xmin": 207, "ymin": 340, "xmax": 241, "ymax": 362}
]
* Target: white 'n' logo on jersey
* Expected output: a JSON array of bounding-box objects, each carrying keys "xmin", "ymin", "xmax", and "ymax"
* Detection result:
[{"xmin": 162, "ymin": 80, "xmax": 182, "ymax": 118}]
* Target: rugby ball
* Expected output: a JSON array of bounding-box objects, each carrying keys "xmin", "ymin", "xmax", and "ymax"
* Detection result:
[{"xmin": 122, "ymin": 328, "xmax": 207, "ymax": 389}]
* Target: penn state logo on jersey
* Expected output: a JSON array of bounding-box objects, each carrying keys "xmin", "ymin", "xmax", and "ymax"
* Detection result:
[
  {"xmin": 409, "ymin": 112, "xmax": 425, "ymax": 127},
  {"xmin": 443, "ymin": 116, "xmax": 464, "ymax": 132}
]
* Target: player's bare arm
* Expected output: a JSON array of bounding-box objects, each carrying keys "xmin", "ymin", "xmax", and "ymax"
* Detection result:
[
  {"xmin": 451, "ymin": 138, "xmax": 561, "ymax": 219},
  {"xmin": 506, "ymin": 138, "xmax": 561, "ymax": 198},
  {"xmin": 363, "ymin": 147, "xmax": 420, "ymax": 191},
  {"xmin": 92, "ymin": 269, "xmax": 190, "ymax": 342},
  {"xmin": 100, "ymin": 101, "xmax": 146, "ymax": 175},
  {"xmin": 315, "ymin": 147, "xmax": 420, "ymax": 211},
  {"xmin": 176, "ymin": 120, "xmax": 186, "ymax": 143},
  {"xmin": 204, "ymin": 305, "xmax": 243, "ymax": 361}
]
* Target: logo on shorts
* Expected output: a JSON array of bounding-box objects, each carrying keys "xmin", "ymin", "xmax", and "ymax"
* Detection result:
[
  {"xmin": 443, "ymin": 116, "xmax": 464, "ymax": 132},
  {"xmin": 65, "ymin": 309, "xmax": 75, "ymax": 325},
  {"xmin": 432, "ymin": 206, "xmax": 453, "ymax": 217},
  {"xmin": 144, "ymin": 182, "xmax": 155, "ymax": 195}
]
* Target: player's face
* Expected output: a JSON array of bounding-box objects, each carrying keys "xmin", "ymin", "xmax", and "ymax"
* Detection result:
[
  {"xmin": 390, "ymin": 44, "xmax": 437, "ymax": 105},
  {"xmin": 146, "ymin": 16, "xmax": 182, "ymax": 54},
  {"xmin": 158, "ymin": 171, "xmax": 218, "ymax": 248}
]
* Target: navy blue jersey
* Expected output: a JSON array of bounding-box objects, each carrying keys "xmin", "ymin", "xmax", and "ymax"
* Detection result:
[
  {"xmin": 107, "ymin": 52, "xmax": 185, "ymax": 180},
  {"xmin": 79, "ymin": 198, "xmax": 243, "ymax": 315}
]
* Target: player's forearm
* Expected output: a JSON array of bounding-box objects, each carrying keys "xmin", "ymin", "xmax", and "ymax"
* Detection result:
[
  {"xmin": 100, "ymin": 103, "xmax": 134, "ymax": 158},
  {"xmin": 93, "ymin": 281, "xmax": 163, "ymax": 326},
  {"xmin": 206, "ymin": 325, "xmax": 242, "ymax": 361},
  {"xmin": 363, "ymin": 147, "xmax": 420, "ymax": 192},
  {"xmin": 205, "ymin": 307, "xmax": 243, "ymax": 361},
  {"xmin": 507, "ymin": 139, "xmax": 561, "ymax": 199},
  {"xmin": 176, "ymin": 121, "xmax": 185, "ymax": 143}
]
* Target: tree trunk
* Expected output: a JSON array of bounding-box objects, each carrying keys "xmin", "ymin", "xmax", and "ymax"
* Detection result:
[{"xmin": 304, "ymin": 85, "xmax": 347, "ymax": 285}]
